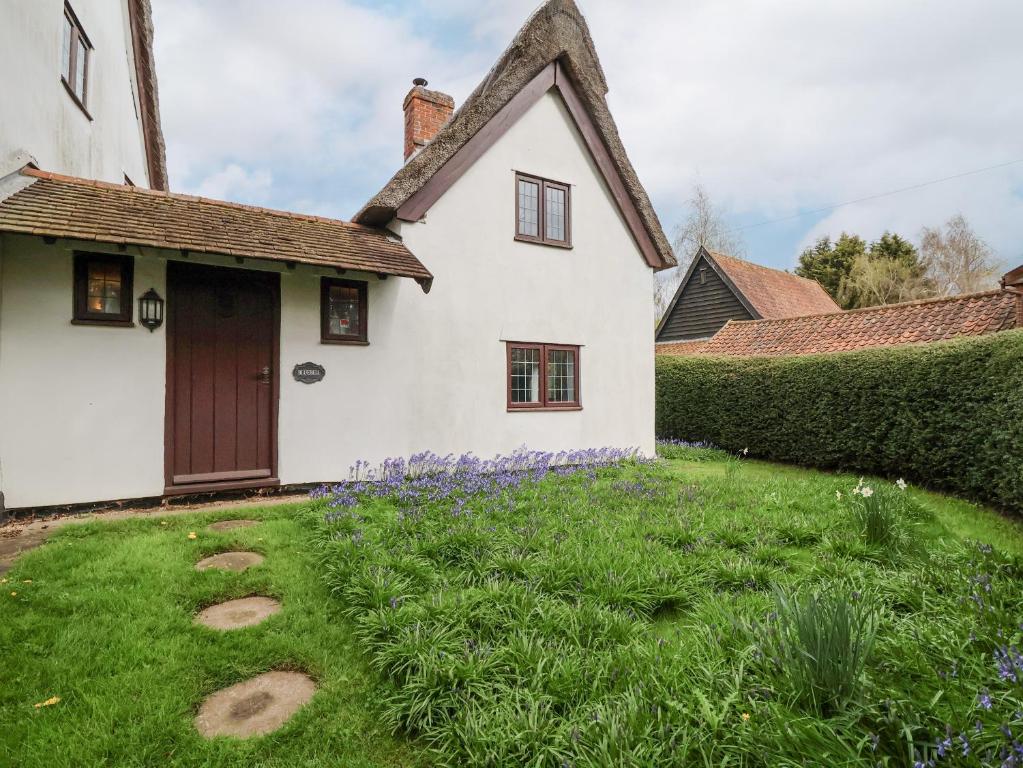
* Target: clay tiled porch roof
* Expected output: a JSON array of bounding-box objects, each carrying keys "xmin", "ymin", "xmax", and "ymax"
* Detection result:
[{"xmin": 0, "ymin": 168, "xmax": 433, "ymax": 286}]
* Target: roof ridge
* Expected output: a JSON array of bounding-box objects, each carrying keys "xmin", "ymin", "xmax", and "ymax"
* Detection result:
[
  {"xmin": 710, "ymin": 251, "xmax": 821, "ymax": 286},
  {"xmin": 724, "ymin": 289, "xmax": 1010, "ymax": 326},
  {"xmin": 352, "ymin": 0, "xmax": 674, "ymax": 268},
  {"xmin": 21, "ymin": 167, "xmax": 397, "ymax": 237}
]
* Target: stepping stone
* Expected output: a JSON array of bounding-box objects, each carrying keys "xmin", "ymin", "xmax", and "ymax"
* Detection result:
[
  {"xmin": 194, "ymin": 551, "xmax": 263, "ymax": 573},
  {"xmin": 195, "ymin": 671, "xmax": 316, "ymax": 739},
  {"xmin": 194, "ymin": 596, "xmax": 281, "ymax": 630},
  {"xmin": 207, "ymin": 519, "xmax": 260, "ymax": 532}
]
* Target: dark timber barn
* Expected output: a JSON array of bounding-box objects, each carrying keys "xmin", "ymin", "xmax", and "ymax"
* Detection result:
[{"xmin": 655, "ymin": 247, "xmax": 839, "ymax": 343}]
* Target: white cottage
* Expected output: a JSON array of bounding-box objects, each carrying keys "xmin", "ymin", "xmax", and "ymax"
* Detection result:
[{"xmin": 0, "ymin": 0, "xmax": 676, "ymax": 512}]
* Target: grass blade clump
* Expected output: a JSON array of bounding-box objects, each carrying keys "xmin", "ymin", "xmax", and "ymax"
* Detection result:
[
  {"xmin": 763, "ymin": 586, "xmax": 877, "ymax": 715},
  {"xmin": 848, "ymin": 480, "xmax": 904, "ymax": 548}
]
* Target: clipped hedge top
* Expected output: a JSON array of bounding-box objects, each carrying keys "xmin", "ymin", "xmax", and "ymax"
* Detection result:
[{"xmin": 655, "ymin": 329, "xmax": 1023, "ymax": 513}]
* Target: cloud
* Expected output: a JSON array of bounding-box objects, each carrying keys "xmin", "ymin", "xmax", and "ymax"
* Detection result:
[
  {"xmin": 151, "ymin": 0, "xmax": 1023, "ymax": 269},
  {"xmin": 193, "ymin": 164, "xmax": 273, "ymax": 203}
]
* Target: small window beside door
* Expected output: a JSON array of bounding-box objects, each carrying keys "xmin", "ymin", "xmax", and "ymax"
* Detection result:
[
  {"xmin": 73, "ymin": 252, "xmax": 134, "ymax": 326},
  {"xmin": 506, "ymin": 342, "xmax": 580, "ymax": 410},
  {"xmin": 61, "ymin": 3, "xmax": 92, "ymax": 117},
  {"xmin": 321, "ymin": 278, "xmax": 368, "ymax": 344},
  {"xmin": 515, "ymin": 173, "xmax": 571, "ymax": 248}
]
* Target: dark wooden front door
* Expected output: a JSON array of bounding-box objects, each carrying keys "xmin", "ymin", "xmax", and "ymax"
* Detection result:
[{"xmin": 165, "ymin": 262, "xmax": 279, "ymax": 492}]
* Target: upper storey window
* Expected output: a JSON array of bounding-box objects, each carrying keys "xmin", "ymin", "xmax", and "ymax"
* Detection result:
[
  {"xmin": 61, "ymin": 3, "xmax": 92, "ymax": 115},
  {"xmin": 515, "ymin": 173, "xmax": 571, "ymax": 248}
]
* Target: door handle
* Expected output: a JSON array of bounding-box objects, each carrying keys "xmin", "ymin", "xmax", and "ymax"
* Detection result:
[{"xmin": 259, "ymin": 366, "xmax": 272, "ymax": 384}]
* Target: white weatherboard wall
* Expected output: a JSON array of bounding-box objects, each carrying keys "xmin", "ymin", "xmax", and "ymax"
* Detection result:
[
  {"xmin": 0, "ymin": 0, "xmax": 151, "ymax": 185},
  {"xmin": 0, "ymin": 88, "xmax": 657, "ymax": 508}
]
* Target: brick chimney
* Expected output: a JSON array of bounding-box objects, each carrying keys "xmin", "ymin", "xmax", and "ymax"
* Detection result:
[{"xmin": 403, "ymin": 78, "xmax": 454, "ymax": 161}]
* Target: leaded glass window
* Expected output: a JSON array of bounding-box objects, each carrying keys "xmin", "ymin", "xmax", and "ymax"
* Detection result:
[{"xmin": 514, "ymin": 174, "xmax": 571, "ymax": 246}]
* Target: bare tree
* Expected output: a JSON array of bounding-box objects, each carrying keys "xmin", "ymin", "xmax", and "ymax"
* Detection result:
[
  {"xmin": 920, "ymin": 214, "xmax": 1002, "ymax": 296},
  {"xmin": 655, "ymin": 184, "xmax": 745, "ymax": 319},
  {"xmin": 838, "ymin": 253, "xmax": 933, "ymax": 308}
]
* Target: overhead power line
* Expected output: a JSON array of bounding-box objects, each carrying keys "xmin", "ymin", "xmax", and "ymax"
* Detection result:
[{"xmin": 729, "ymin": 157, "xmax": 1023, "ymax": 232}]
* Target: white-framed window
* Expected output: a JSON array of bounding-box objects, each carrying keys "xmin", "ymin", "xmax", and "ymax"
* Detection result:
[{"xmin": 61, "ymin": 3, "xmax": 92, "ymax": 113}]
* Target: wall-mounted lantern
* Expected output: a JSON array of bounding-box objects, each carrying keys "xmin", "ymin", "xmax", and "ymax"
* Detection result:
[{"xmin": 138, "ymin": 288, "xmax": 164, "ymax": 332}]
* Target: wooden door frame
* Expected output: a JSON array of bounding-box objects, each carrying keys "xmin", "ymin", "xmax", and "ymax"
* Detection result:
[{"xmin": 163, "ymin": 260, "xmax": 281, "ymax": 496}]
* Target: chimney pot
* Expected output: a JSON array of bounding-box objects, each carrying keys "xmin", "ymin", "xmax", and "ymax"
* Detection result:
[{"xmin": 403, "ymin": 79, "xmax": 454, "ymax": 161}]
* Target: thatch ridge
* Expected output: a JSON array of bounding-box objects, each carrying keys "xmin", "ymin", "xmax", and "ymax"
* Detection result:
[{"xmin": 354, "ymin": 0, "xmax": 675, "ymax": 269}]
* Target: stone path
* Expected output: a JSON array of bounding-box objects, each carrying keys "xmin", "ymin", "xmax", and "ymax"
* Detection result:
[
  {"xmin": 190, "ymin": 519, "xmax": 317, "ymax": 738},
  {"xmin": 195, "ymin": 596, "xmax": 281, "ymax": 630},
  {"xmin": 194, "ymin": 671, "xmax": 316, "ymax": 738},
  {"xmin": 194, "ymin": 551, "xmax": 265, "ymax": 573},
  {"xmin": 207, "ymin": 519, "xmax": 260, "ymax": 532},
  {"xmin": 0, "ymin": 495, "xmax": 304, "ymax": 575},
  {"xmin": 5, "ymin": 500, "xmax": 319, "ymax": 739}
]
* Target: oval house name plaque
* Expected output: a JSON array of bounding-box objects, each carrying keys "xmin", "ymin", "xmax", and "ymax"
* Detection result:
[{"xmin": 292, "ymin": 362, "xmax": 325, "ymax": 384}]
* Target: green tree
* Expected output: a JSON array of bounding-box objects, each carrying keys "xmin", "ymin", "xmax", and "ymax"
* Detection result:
[
  {"xmin": 869, "ymin": 232, "xmax": 919, "ymax": 267},
  {"xmin": 795, "ymin": 233, "xmax": 866, "ymax": 306}
]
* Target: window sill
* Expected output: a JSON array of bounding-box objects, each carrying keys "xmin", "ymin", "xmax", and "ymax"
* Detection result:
[
  {"xmin": 321, "ymin": 338, "xmax": 369, "ymax": 346},
  {"xmin": 507, "ymin": 406, "xmax": 582, "ymax": 412},
  {"xmin": 513, "ymin": 235, "xmax": 573, "ymax": 250},
  {"xmin": 71, "ymin": 318, "xmax": 135, "ymax": 328},
  {"xmin": 61, "ymin": 78, "xmax": 93, "ymax": 121}
]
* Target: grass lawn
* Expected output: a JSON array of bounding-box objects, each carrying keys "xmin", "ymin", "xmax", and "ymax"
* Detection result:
[
  {"xmin": 0, "ymin": 504, "xmax": 415, "ymax": 767},
  {"xmin": 3, "ymin": 449, "xmax": 1023, "ymax": 767}
]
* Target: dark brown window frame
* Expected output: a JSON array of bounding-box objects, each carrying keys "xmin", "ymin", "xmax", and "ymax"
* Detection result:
[
  {"xmin": 514, "ymin": 172, "xmax": 572, "ymax": 248},
  {"xmin": 506, "ymin": 341, "xmax": 581, "ymax": 411},
  {"xmin": 72, "ymin": 252, "xmax": 134, "ymax": 326},
  {"xmin": 61, "ymin": 3, "xmax": 93, "ymax": 119},
  {"xmin": 320, "ymin": 277, "xmax": 369, "ymax": 345}
]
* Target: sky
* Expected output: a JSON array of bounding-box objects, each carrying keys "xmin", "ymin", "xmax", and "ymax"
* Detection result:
[{"xmin": 150, "ymin": 0, "xmax": 1023, "ymax": 275}]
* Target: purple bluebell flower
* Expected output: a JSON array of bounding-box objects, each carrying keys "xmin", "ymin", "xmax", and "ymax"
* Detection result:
[{"xmin": 937, "ymin": 735, "xmax": 952, "ymax": 758}]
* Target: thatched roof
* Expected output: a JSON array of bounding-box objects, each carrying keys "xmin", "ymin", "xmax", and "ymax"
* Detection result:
[
  {"xmin": 127, "ymin": 0, "xmax": 168, "ymax": 191},
  {"xmin": 354, "ymin": 0, "xmax": 675, "ymax": 270}
]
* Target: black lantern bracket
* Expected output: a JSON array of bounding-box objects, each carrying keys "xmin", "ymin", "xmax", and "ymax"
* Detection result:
[{"xmin": 138, "ymin": 288, "xmax": 164, "ymax": 332}]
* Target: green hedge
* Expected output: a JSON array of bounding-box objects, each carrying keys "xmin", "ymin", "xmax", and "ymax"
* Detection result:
[{"xmin": 656, "ymin": 329, "xmax": 1023, "ymax": 513}]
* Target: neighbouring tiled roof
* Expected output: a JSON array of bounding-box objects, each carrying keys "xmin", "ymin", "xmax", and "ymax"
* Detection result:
[
  {"xmin": 655, "ymin": 339, "xmax": 711, "ymax": 356},
  {"xmin": 354, "ymin": 0, "xmax": 676, "ymax": 270},
  {"xmin": 657, "ymin": 290, "xmax": 1019, "ymax": 357},
  {"xmin": 0, "ymin": 168, "xmax": 433, "ymax": 282},
  {"xmin": 709, "ymin": 251, "xmax": 840, "ymax": 318}
]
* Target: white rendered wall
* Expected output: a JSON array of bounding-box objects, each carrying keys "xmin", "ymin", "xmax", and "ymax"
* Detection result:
[
  {"xmin": 279, "ymin": 90, "xmax": 657, "ymax": 479},
  {"xmin": 0, "ymin": 0, "xmax": 151, "ymax": 186},
  {"xmin": 0, "ymin": 88, "xmax": 657, "ymax": 507},
  {"xmin": 392, "ymin": 90, "xmax": 657, "ymax": 460},
  {"xmin": 0, "ymin": 235, "xmax": 410, "ymax": 507},
  {"xmin": 0, "ymin": 235, "xmax": 166, "ymax": 508}
]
